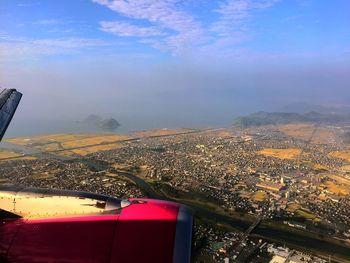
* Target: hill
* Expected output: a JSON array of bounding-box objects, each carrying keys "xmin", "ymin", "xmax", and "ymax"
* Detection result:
[
  {"xmin": 235, "ymin": 111, "xmax": 350, "ymax": 127},
  {"xmin": 281, "ymin": 103, "xmax": 350, "ymax": 114}
]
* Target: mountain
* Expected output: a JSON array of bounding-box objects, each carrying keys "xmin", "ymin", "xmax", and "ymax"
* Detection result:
[
  {"xmin": 234, "ymin": 111, "xmax": 350, "ymax": 127},
  {"xmin": 281, "ymin": 103, "xmax": 350, "ymax": 115}
]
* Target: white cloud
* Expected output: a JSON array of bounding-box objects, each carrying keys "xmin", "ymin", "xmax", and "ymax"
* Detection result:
[
  {"xmin": 212, "ymin": 0, "xmax": 278, "ymax": 37},
  {"xmin": 7, "ymin": 1, "xmax": 280, "ymax": 60},
  {"xmin": 197, "ymin": 0, "xmax": 279, "ymax": 54},
  {"xmin": 92, "ymin": 0, "xmax": 204, "ymax": 54},
  {"xmin": 92, "ymin": 0, "xmax": 279, "ymax": 57},
  {"xmin": 100, "ymin": 21, "xmax": 164, "ymax": 37},
  {"xmin": 0, "ymin": 36, "xmax": 117, "ymax": 60},
  {"xmin": 36, "ymin": 19, "xmax": 63, "ymax": 25}
]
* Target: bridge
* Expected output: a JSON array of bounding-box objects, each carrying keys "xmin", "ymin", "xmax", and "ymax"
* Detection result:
[
  {"xmin": 245, "ymin": 218, "xmax": 262, "ymax": 235},
  {"xmin": 233, "ymin": 218, "xmax": 262, "ymax": 261}
]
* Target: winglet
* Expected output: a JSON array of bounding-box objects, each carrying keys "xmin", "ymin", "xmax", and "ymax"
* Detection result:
[{"xmin": 0, "ymin": 88, "xmax": 23, "ymax": 141}]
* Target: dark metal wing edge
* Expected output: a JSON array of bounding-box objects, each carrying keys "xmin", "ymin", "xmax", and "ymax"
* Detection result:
[{"xmin": 0, "ymin": 89, "xmax": 23, "ymax": 141}]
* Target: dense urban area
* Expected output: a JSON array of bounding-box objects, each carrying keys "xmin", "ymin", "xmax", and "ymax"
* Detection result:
[{"xmin": 1, "ymin": 123, "xmax": 350, "ymax": 262}]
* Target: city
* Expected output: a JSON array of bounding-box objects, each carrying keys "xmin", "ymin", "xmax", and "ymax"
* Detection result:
[{"xmin": 1, "ymin": 123, "xmax": 349, "ymax": 262}]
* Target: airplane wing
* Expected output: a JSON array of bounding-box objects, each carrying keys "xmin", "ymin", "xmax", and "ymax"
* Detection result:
[
  {"xmin": 0, "ymin": 186, "xmax": 193, "ymax": 263},
  {"xmin": 0, "ymin": 89, "xmax": 22, "ymax": 141}
]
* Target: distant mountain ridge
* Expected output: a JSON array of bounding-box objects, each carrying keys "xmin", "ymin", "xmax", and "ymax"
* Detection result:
[
  {"xmin": 281, "ymin": 103, "xmax": 350, "ymax": 115},
  {"xmin": 235, "ymin": 111, "xmax": 350, "ymax": 127}
]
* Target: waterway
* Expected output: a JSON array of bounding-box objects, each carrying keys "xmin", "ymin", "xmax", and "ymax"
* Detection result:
[{"xmin": 115, "ymin": 171, "xmax": 350, "ymax": 261}]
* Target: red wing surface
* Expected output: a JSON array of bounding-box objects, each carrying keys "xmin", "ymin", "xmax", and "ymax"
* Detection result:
[{"xmin": 0, "ymin": 186, "xmax": 193, "ymax": 263}]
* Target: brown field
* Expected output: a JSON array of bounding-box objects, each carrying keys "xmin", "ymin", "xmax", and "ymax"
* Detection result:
[
  {"xmin": 286, "ymin": 203, "xmax": 300, "ymax": 212},
  {"xmin": 318, "ymin": 193, "xmax": 327, "ymax": 201},
  {"xmin": 313, "ymin": 127, "xmax": 336, "ymax": 144},
  {"xmin": 278, "ymin": 124, "xmax": 335, "ymax": 144},
  {"xmin": 55, "ymin": 151, "xmax": 76, "ymax": 157},
  {"xmin": 279, "ymin": 124, "xmax": 315, "ymax": 140},
  {"xmin": 296, "ymin": 208, "xmax": 316, "ymax": 220},
  {"xmin": 329, "ymin": 151, "xmax": 350, "ymax": 163},
  {"xmin": 3, "ymin": 129, "xmax": 201, "ymax": 159},
  {"xmin": 6, "ymin": 134, "xmax": 92, "ymax": 146},
  {"xmin": 325, "ymin": 181, "xmax": 349, "ymax": 196},
  {"xmin": 330, "ymin": 174, "xmax": 350, "ymax": 186},
  {"xmin": 257, "ymin": 148, "xmax": 302, "ymax": 160},
  {"xmin": 68, "ymin": 143, "xmax": 123, "ymax": 156},
  {"xmin": 35, "ymin": 143, "xmax": 62, "ymax": 152},
  {"xmin": 212, "ymin": 129, "xmax": 234, "ymax": 138},
  {"xmin": 312, "ymin": 163, "xmax": 330, "ymax": 171},
  {"xmin": 0, "ymin": 151, "xmax": 22, "ymax": 159},
  {"xmin": 132, "ymin": 128, "xmax": 196, "ymax": 138},
  {"xmin": 61, "ymin": 135, "xmax": 130, "ymax": 148},
  {"xmin": 7, "ymin": 129, "xmax": 197, "ymax": 154},
  {"xmin": 301, "ymin": 161, "xmax": 329, "ymax": 171},
  {"xmin": 286, "ymin": 203, "xmax": 316, "ymax": 220},
  {"xmin": 7, "ymin": 133, "xmax": 130, "ymax": 149},
  {"xmin": 0, "ymin": 153, "xmax": 37, "ymax": 162},
  {"xmin": 7, "ymin": 133, "xmax": 130, "ymax": 157},
  {"xmin": 0, "ymin": 151, "xmax": 37, "ymax": 161},
  {"xmin": 340, "ymin": 165, "xmax": 350, "ymax": 172}
]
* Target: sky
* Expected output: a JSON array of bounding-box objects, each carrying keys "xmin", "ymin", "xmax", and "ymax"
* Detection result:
[{"xmin": 1, "ymin": 0, "xmax": 350, "ymax": 133}]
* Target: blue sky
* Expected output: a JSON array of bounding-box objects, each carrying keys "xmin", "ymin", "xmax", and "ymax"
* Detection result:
[
  {"xmin": 2, "ymin": 0, "xmax": 349, "ymax": 63},
  {"xmin": 1, "ymin": 0, "xmax": 350, "ymax": 131}
]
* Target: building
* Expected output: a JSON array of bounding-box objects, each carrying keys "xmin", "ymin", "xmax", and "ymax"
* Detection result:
[
  {"xmin": 270, "ymin": 255, "xmax": 287, "ymax": 263},
  {"xmin": 256, "ymin": 181, "xmax": 284, "ymax": 192}
]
